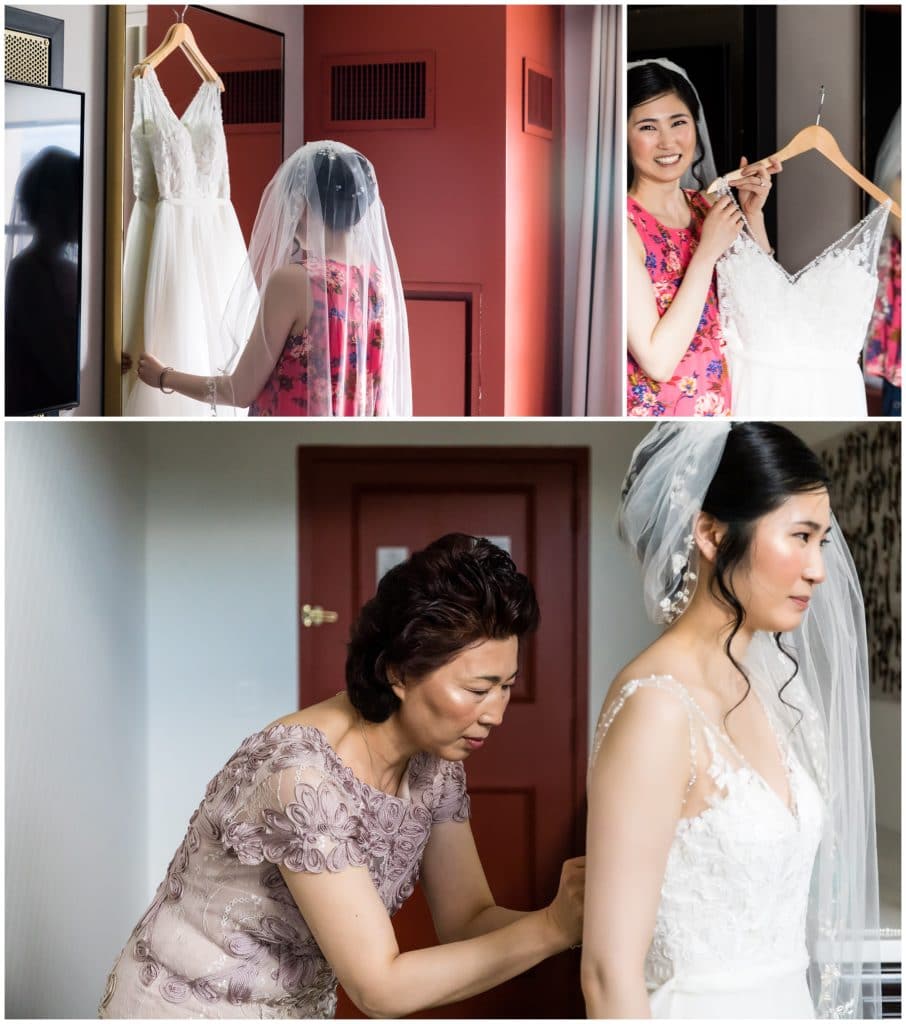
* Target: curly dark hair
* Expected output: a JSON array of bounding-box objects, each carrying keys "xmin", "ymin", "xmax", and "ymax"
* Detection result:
[
  {"xmin": 701, "ymin": 423, "xmax": 830, "ymax": 722},
  {"xmin": 627, "ymin": 61, "xmax": 707, "ymax": 190},
  {"xmin": 346, "ymin": 533, "xmax": 540, "ymax": 722}
]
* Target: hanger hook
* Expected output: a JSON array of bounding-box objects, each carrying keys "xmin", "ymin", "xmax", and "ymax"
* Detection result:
[
  {"xmin": 815, "ymin": 84, "xmax": 826, "ymax": 127},
  {"xmin": 173, "ymin": 4, "xmax": 188, "ymax": 23}
]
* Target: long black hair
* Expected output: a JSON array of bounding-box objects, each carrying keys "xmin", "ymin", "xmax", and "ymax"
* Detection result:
[
  {"xmin": 701, "ymin": 423, "xmax": 830, "ymax": 722},
  {"xmin": 627, "ymin": 61, "xmax": 707, "ymax": 190}
]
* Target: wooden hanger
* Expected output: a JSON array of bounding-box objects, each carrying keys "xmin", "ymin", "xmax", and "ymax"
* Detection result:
[
  {"xmin": 132, "ymin": 9, "xmax": 225, "ymax": 92},
  {"xmin": 707, "ymin": 119, "xmax": 901, "ymax": 220}
]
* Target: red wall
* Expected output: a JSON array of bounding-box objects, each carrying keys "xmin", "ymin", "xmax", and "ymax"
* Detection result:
[
  {"xmin": 145, "ymin": 7, "xmax": 283, "ymax": 244},
  {"xmin": 505, "ymin": 5, "xmax": 563, "ymax": 416},
  {"xmin": 304, "ymin": 5, "xmax": 562, "ymax": 415}
]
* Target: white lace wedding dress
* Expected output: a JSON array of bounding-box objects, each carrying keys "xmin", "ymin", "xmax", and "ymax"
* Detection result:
[
  {"xmin": 714, "ymin": 184, "xmax": 890, "ymax": 418},
  {"xmin": 123, "ymin": 69, "xmax": 249, "ymax": 417},
  {"xmin": 594, "ymin": 676, "xmax": 824, "ymax": 1019}
]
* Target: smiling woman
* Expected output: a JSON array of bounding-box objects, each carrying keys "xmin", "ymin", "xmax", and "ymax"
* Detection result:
[
  {"xmin": 625, "ymin": 60, "xmax": 781, "ymax": 417},
  {"xmin": 99, "ymin": 532, "xmax": 584, "ymax": 1019}
]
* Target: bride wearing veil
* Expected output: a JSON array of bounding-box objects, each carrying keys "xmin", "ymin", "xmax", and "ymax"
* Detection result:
[
  {"xmin": 135, "ymin": 141, "xmax": 411, "ymax": 416},
  {"xmin": 582, "ymin": 422, "xmax": 880, "ymax": 1019}
]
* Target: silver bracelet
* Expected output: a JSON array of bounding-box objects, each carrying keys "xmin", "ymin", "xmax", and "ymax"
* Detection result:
[
  {"xmin": 159, "ymin": 367, "xmax": 175, "ymax": 394},
  {"xmin": 205, "ymin": 376, "xmax": 218, "ymax": 416}
]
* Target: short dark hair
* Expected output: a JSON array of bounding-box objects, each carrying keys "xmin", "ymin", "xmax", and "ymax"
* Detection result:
[
  {"xmin": 346, "ymin": 533, "xmax": 540, "ymax": 722},
  {"xmin": 627, "ymin": 62, "xmax": 706, "ymax": 190}
]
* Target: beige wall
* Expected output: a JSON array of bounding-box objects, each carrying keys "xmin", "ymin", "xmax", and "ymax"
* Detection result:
[{"xmin": 775, "ymin": 5, "xmax": 862, "ymax": 272}]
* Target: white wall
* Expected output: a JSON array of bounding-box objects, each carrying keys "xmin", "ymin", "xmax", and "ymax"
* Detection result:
[
  {"xmin": 775, "ymin": 6, "xmax": 862, "ymax": 273},
  {"xmin": 5, "ymin": 422, "xmax": 149, "ymax": 1017}
]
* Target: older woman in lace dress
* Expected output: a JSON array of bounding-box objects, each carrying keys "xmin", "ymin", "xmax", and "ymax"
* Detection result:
[{"xmin": 100, "ymin": 534, "xmax": 584, "ymax": 1018}]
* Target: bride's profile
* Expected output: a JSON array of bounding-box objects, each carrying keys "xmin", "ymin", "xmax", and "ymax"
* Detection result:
[{"xmin": 581, "ymin": 422, "xmax": 880, "ymax": 1019}]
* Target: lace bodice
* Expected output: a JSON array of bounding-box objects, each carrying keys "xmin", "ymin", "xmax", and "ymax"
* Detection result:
[
  {"xmin": 592, "ymin": 676, "xmax": 824, "ymax": 993},
  {"xmin": 131, "ymin": 68, "xmax": 230, "ymax": 202},
  {"xmin": 713, "ymin": 182, "xmax": 889, "ymax": 410},
  {"xmin": 99, "ymin": 724, "xmax": 469, "ymax": 1018}
]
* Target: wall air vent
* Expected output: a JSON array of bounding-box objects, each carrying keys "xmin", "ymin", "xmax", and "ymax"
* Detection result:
[
  {"xmin": 523, "ymin": 58, "xmax": 553, "ymax": 139},
  {"xmin": 221, "ymin": 69, "xmax": 282, "ymax": 125},
  {"xmin": 323, "ymin": 52, "xmax": 435, "ymax": 131}
]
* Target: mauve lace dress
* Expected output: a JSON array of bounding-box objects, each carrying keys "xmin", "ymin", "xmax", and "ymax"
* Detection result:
[{"xmin": 99, "ymin": 724, "xmax": 470, "ymax": 1018}]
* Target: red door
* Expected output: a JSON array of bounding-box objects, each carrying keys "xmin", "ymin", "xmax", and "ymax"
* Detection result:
[{"xmin": 297, "ymin": 447, "xmax": 588, "ymax": 1018}]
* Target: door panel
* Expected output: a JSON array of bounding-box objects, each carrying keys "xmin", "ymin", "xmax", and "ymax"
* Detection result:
[
  {"xmin": 406, "ymin": 298, "xmax": 468, "ymax": 417},
  {"xmin": 297, "ymin": 448, "xmax": 588, "ymax": 1017}
]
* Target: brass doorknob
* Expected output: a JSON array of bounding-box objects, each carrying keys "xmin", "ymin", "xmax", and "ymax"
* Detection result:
[{"xmin": 301, "ymin": 604, "xmax": 339, "ymax": 628}]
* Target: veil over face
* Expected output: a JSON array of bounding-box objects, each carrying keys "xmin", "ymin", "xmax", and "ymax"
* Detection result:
[
  {"xmin": 613, "ymin": 421, "xmax": 882, "ymax": 1019},
  {"xmin": 223, "ymin": 140, "xmax": 411, "ymax": 416}
]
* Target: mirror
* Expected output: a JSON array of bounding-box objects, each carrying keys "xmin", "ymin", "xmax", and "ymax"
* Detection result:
[
  {"xmin": 5, "ymin": 81, "xmax": 84, "ymax": 415},
  {"xmin": 105, "ymin": 4, "xmax": 285, "ymax": 415}
]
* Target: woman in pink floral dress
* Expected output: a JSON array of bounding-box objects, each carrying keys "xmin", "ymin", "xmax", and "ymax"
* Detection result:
[
  {"xmin": 136, "ymin": 141, "xmax": 411, "ymax": 417},
  {"xmin": 248, "ymin": 254, "xmax": 386, "ymax": 416},
  {"xmin": 100, "ymin": 536, "xmax": 583, "ymax": 1018},
  {"xmin": 626, "ymin": 61, "xmax": 781, "ymax": 417}
]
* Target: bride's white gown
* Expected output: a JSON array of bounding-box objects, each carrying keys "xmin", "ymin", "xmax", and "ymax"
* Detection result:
[
  {"xmin": 595, "ymin": 676, "xmax": 824, "ymax": 1019},
  {"xmin": 123, "ymin": 69, "xmax": 249, "ymax": 417},
  {"xmin": 714, "ymin": 185, "xmax": 890, "ymax": 419}
]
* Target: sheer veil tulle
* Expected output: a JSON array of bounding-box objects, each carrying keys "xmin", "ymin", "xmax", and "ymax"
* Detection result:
[
  {"xmin": 607, "ymin": 421, "xmax": 881, "ymax": 1019},
  {"xmin": 627, "ymin": 57, "xmax": 717, "ymax": 191},
  {"xmin": 221, "ymin": 141, "xmax": 411, "ymax": 416},
  {"xmin": 872, "ymin": 108, "xmax": 900, "ymax": 201}
]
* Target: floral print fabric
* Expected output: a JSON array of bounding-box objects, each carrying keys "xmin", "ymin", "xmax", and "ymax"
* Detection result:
[
  {"xmin": 864, "ymin": 234, "xmax": 901, "ymax": 388},
  {"xmin": 627, "ymin": 191, "xmax": 732, "ymax": 417},
  {"xmin": 99, "ymin": 724, "xmax": 469, "ymax": 1018},
  {"xmin": 249, "ymin": 254, "xmax": 385, "ymax": 417}
]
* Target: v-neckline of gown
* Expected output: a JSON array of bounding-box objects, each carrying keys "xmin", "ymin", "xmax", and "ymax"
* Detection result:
[
  {"xmin": 718, "ymin": 183, "xmax": 890, "ymax": 285},
  {"xmin": 660, "ymin": 674, "xmax": 799, "ymax": 823},
  {"xmin": 144, "ymin": 65, "xmax": 216, "ymax": 134}
]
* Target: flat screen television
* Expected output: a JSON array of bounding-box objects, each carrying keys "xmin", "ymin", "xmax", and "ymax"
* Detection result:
[{"xmin": 4, "ymin": 80, "xmax": 84, "ymax": 415}]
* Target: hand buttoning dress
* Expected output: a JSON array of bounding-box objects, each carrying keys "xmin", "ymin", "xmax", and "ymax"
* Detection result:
[
  {"xmin": 99, "ymin": 723, "xmax": 469, "ymax": 1017},
  {"xmin": 627, "ymin": 192, "xmax": 733, "ymax": 417},
  {"xmin": 122, "ymin": 69, "xmax": 250, "ymax": 417}
]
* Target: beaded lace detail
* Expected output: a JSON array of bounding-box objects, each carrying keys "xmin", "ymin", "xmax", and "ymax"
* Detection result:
[
  {"xmin": 131, "ymin": 68, "xmax": 230, "ymax": 202},
  {"xmin": 591, "ymin": 675, "xmax": 825, "ymax": 992},
  {"xmin": 713, "ymin": 181, "xmax": 889, "ymax": 417}
]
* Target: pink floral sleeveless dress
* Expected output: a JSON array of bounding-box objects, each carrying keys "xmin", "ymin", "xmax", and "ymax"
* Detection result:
[
  {"xmin": 249, "ymin": 254, "xmax": 385, "ymax": 417},
  {"xmin": 627, "ymin": 191, "xmax": 732, "ymax": 417}
]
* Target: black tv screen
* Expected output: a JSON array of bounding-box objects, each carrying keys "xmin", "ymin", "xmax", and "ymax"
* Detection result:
[{"xmin": 5, "ymin": 80, "xmax": 84, "ymax": 416}]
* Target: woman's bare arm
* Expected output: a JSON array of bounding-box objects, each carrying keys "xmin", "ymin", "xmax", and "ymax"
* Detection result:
[
  {"xmin": 581, "ymin": 684, "xmax": 691, "ymax": 1019},
  {"xmin": 627, "ymin": 196, "xmax": 742, "ymax": 382},
  {"xmin": 420, "ymin": 817, "xmax": 584, "ymax": 941},
  {"xmin": 278, "ymin": 857, "xmax": 579, "ymax": 1018}
]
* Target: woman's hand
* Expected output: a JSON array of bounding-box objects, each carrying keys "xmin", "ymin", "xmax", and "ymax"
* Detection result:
[
  {"xmin": 136, "ymin": 352, "xmax": 168, "ymax": 390},
  {"xmin": 733, "ymin": 156, "xmax": 783, "ymax": 219},
  {"xmin": 698, "ymin": 194, "xmax": 745, "ymax": 262},
  {"xmin": 545, "ymin": 856, "xmax": 586, "ymax": 949}
]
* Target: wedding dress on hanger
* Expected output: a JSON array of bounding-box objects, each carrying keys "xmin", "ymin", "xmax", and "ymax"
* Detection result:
[
  {"xmin": 123, "ymin": 68, "xmax": 250, "ymax": 416},
  {"xmin": 714, "ymin": 182, "xmax": 891, "ymax": 418}
]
